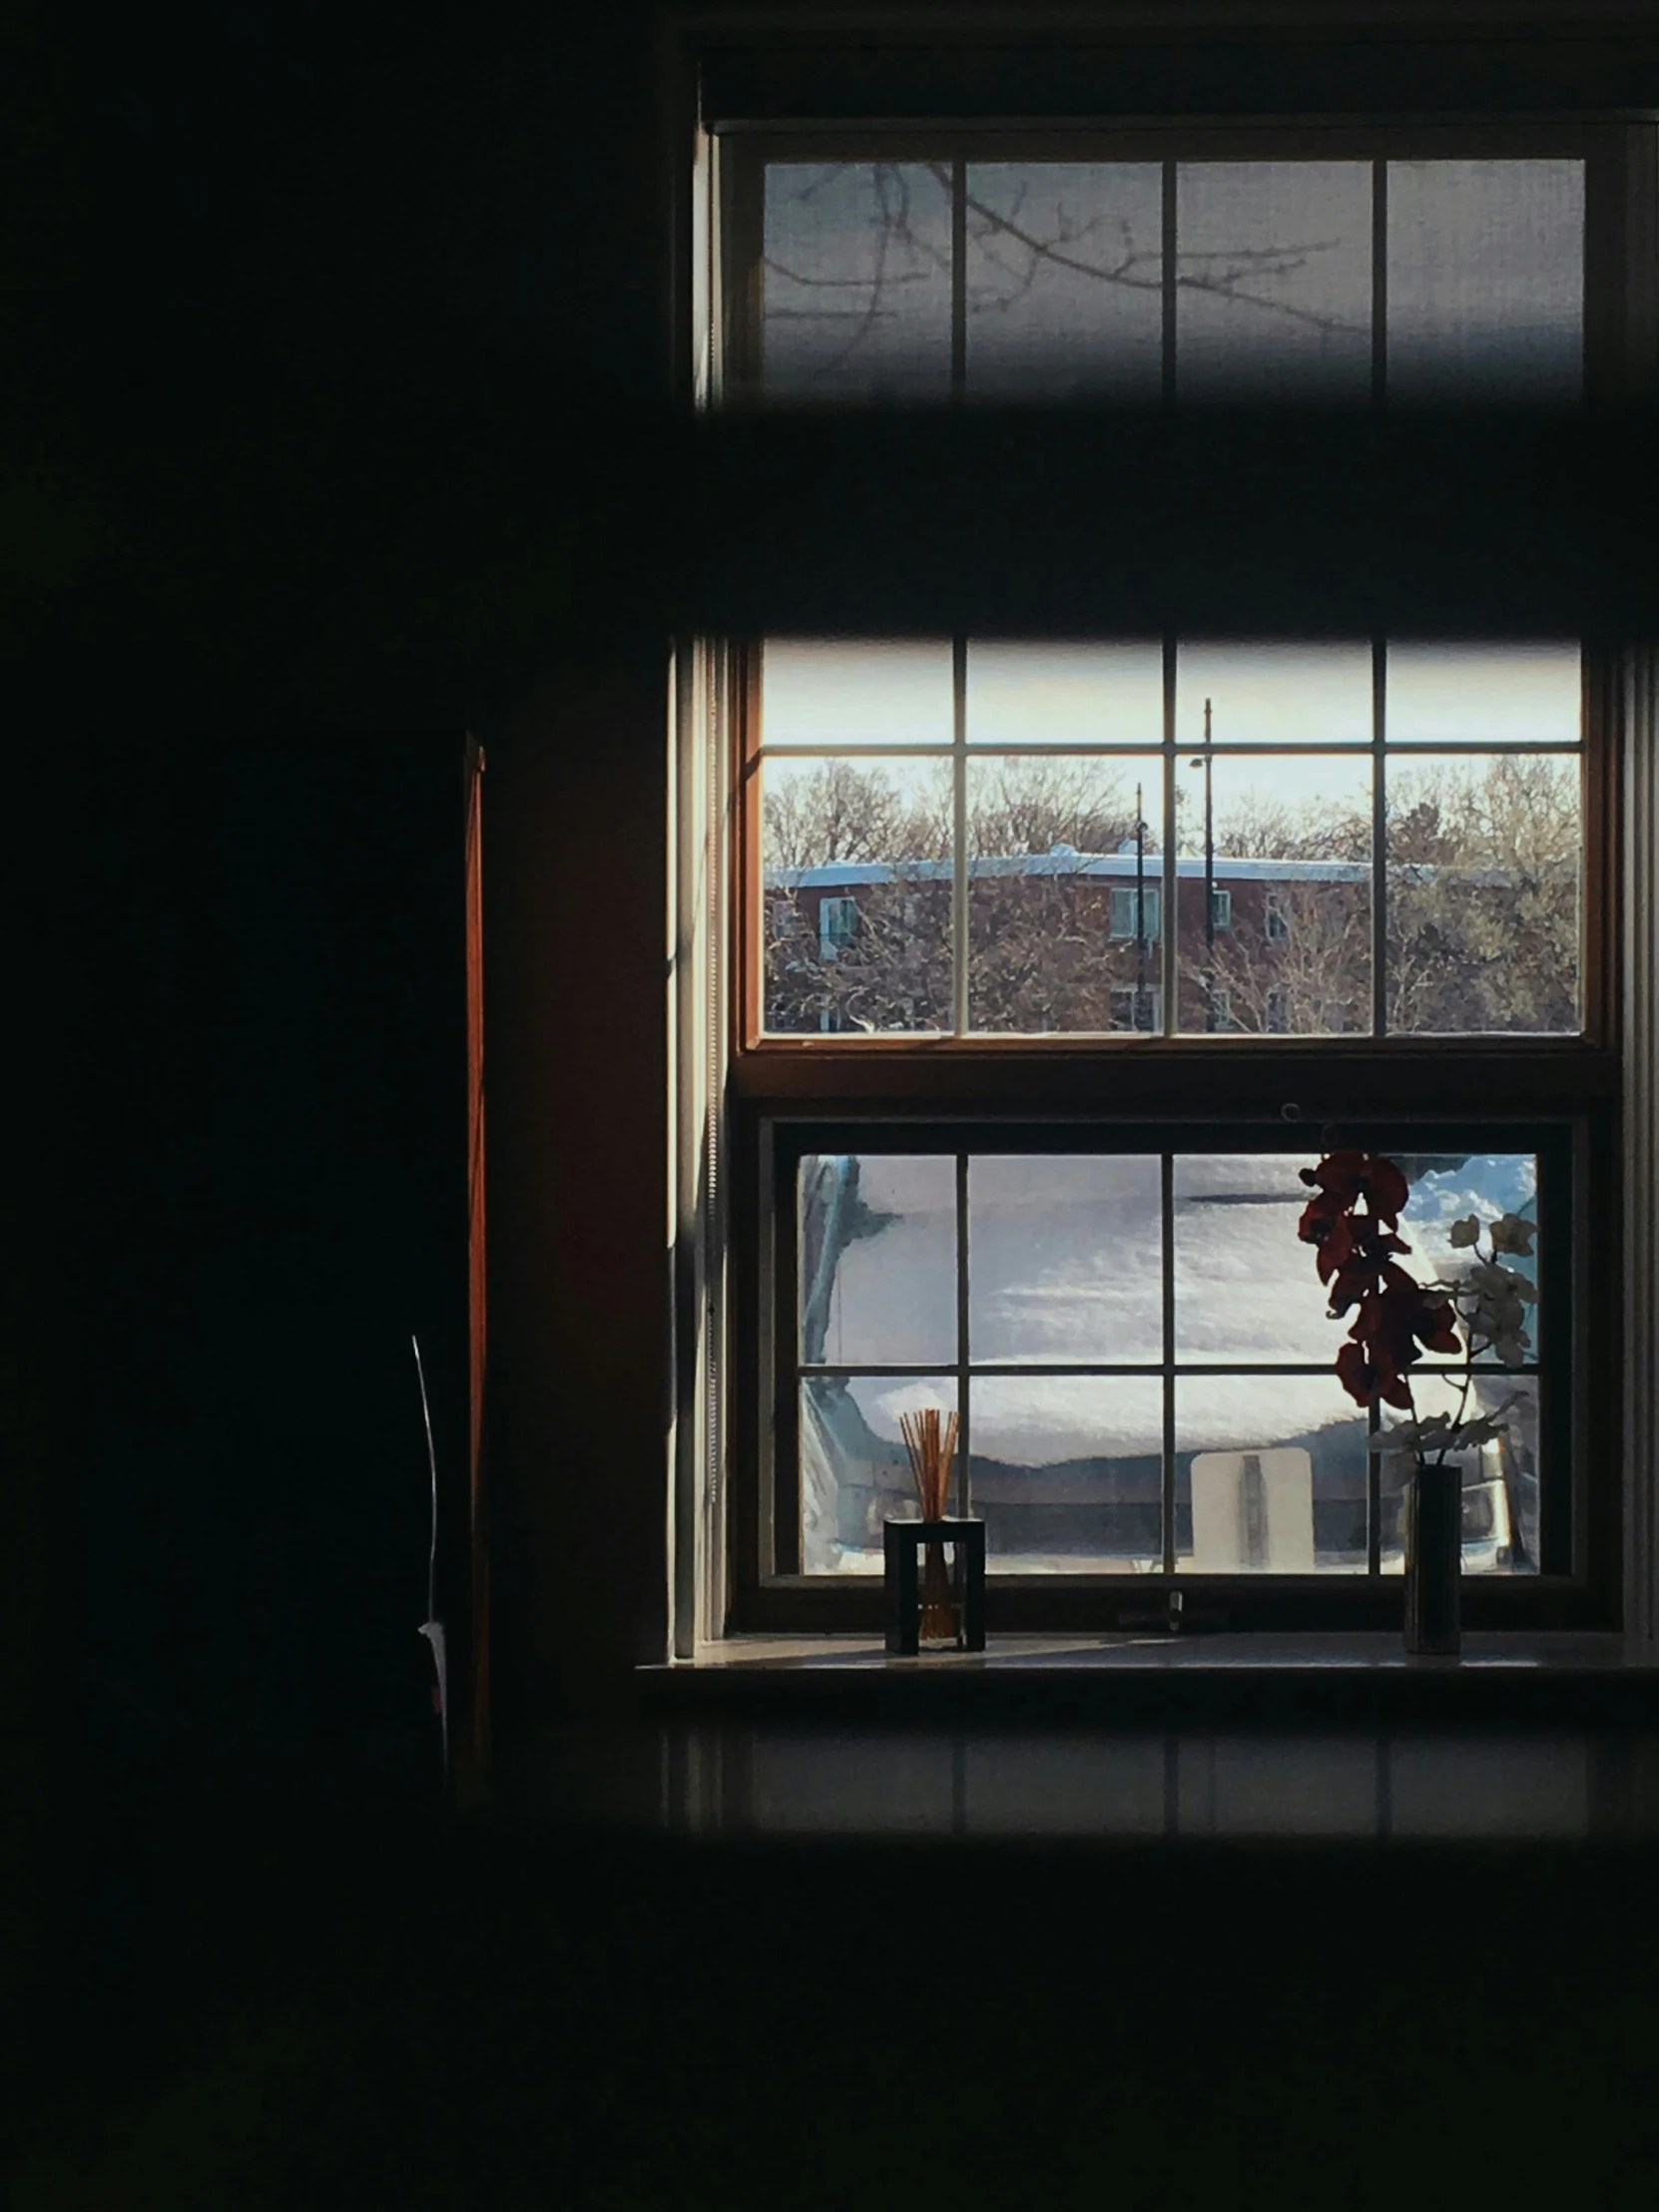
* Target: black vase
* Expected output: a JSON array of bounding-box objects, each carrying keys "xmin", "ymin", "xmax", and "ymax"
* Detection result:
[{"xmin": 1404, "ymin": 1459, "xmax": 1462, "ymax": 1656}]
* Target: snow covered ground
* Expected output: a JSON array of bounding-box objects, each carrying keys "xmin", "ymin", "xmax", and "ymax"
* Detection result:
[{"xmin": 800, "ymin": 1147, "xmax": 1539, "ymax": 1574}]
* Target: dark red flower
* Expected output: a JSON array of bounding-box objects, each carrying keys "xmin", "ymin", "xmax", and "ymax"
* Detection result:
[
  {"xmin": 1298, "ymin": 1148, "xmax": 1408, "ymax": 1231},
  {"xmin": 1301, "ymin": 1145, "xmax": 1461, "ymax": 1413}
]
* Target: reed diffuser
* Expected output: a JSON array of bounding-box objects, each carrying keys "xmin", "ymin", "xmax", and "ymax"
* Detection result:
[{"xmin": 899, "ymin": 1406, "xmax": 960, "ymax": 1644}]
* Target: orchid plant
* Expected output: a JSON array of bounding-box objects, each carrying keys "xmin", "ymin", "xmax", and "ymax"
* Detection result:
[{"xmin": 1296, "ymin": 1145, "xmax": 1535, "ymax": 1477}]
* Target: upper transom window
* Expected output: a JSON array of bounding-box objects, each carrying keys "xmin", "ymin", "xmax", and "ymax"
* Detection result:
[{"xmin": 735, "ymin": 150, "xmax": 1587, "ymax": 406}]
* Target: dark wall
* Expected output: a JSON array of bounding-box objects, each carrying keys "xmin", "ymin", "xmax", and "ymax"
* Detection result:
[
  {"xmin": 7, "ymin": 0, "xmax": 713, "ymax": 1943},
  {"xmin": 8, "ymin": 0, "xmax": 677, "ymax": 1862}
]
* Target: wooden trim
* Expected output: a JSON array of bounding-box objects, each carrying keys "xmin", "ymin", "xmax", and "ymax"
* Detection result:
[
  {"xmin": 463, "ymin": 732, "xmax": 490, "ymax": 1791},
  {"xmin": 736, "ymin": 641, "xmax": 763, "ymax": 1053},
  {"xmin": 731, "ymin": 1040, "xmax": 1621, "ymax": 1114},
  {"xmin": 1582, "ymin": 645, "xmax": 1619, "ymax": 1049}
]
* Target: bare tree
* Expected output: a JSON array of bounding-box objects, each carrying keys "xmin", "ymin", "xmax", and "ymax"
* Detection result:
[
  {"xmin": 1386, "ymin": 757, "xmax": 1579, "ymax": 1034},
  {"xmin": 1200, "ymin": 877, "xmax": 1373, "ymax": 1035},
  {"xmin": 967, "ymin": 757, "xmax": 1145, "ymax": 858},
  {"xmin": 763, "ymin": 755, "xmax": 1579, "ymax": 1038},
  {"xmin": 763, "ymin": 161, "xmax": 1364, "ymax": 390}
]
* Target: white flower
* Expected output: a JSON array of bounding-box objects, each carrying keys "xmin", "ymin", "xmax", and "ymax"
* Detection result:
[
  {"xmin": 1367, "ymin": 1395, "xmax": 1519, "ymax": 1455},
  {"xmin": 1447, "ymin": 1215, "xmax": 1482, "ymax": 1249},
  {"xmin": 1489, "ymin": 1212, "xmax": 1537, "ymax": 1257},
  {"xmin": 1367, "ymin": 1413, "xmax": 1454, "ymax": 1453}
]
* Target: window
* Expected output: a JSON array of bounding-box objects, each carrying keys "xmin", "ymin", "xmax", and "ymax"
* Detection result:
[
  {"xmin": 1110, "ymin": 885, "xmax": 1161, "ymax": 942},
  {"xmin": 819, "ymin": 895, "xmax": 858, "ymax": 956},
  {"xmin": 752, "ymin": 633, "xmax": 1588, "ymax": 1042},
  {"xmin": 1110, "ymin": 986, "xmax": 1162, "ymax": 1033},
  {"xmin": 698, "ymin": 108, "xmax": 1644, "ymax": 1638},
  {"xmin": 784, "ymin": 1135, "xmax": 1562, "ymax": 1587}
]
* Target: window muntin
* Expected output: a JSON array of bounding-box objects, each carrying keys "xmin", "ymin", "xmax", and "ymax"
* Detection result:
[{"xmin": 786, "ymin": 1139, "xmax": 1557, "ymax": 1583}]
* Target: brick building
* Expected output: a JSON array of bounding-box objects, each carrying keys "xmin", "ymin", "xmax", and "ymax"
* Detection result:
[{"xmin": 766, "ymin": 846, "xmax": 1376, "ymax": 1032}]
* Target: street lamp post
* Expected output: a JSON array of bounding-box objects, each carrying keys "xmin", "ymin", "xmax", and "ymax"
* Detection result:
[{"xmin": 1190, "ymin": 697, "xmax": 1216, "ymax": 1032}]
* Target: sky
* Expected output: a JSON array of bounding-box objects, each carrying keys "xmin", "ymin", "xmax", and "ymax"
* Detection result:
[{"xmin": 761, "ymin": 639, "xmax": 1582, "ymax": 833}]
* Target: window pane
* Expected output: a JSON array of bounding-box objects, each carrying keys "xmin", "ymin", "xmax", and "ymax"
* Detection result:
[
  {"xmin": 763, "ymin": 756, "xmax": 952, "ymax": 1033},
  {"xmin": 965, "ymin": 164, "xmax": 1163, "ymax": 398},
  {"xmin": 763, "ymin": 163, "xmax": 953, "ymax": 399},
  {"xmin": 799, "ymin": 1154, "xmax": 956, "ymax": 1368},
  {"xmin": 1385, "ymin": 755, "xmax": 1581, "ymax": 1033},
  {"xmin": 762, "ymin": 639, "xmax": 954, "ymax": 748},
  {"xmin": 1376, "ymin": 1376, "xmax": 1541, "ymax": 1574},
  {"xmin": 1396, "ymin": 1151, "xmax": 1540, "ymax": 1367},
  {"xmin": 1177, "ymin": 643, "xmax": 1374, "ymax": 746},
  {"xmin": 1176, "ymin": 163, "xmax": 1372, "ymax": 399},
  {"xmin": 802, "ymin": 1374, "xmax": 957, "ymax": 1573},
  {"xmin": 966, "ymin": 641, "xmax": 1164, "ymax": 746},
  {"xmin": 1176, "ymin": 755, "xmax": 1374, "ymax": 1035},
  {"xmin": 1176, "ymin": 1379, "xmax": 1370, "ymax": 1572},
  {"xmin": 1387, "ymin": 160, "xmax": 1583, "ymax": 401},
  {"xmin": 968, "ymin": 1155, "xmax": 1164, "ymax": 1363},
  {"xmin": 966, "ymin": 754, "xmax": 1165, "ymax": 1032},
  {"xmin": 1174, "ymin": 1153, "xmax": 1349, "ymax": 1364},
  {"xmin": 971, "ymin": 1376, "xmax": 1164, "ymax": 1572},
  {"xmin": 1385, "ymin": 643, "xmax": 1581, "ymax": 745}
]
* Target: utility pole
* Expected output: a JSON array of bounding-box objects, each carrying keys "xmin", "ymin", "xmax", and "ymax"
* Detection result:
[{"xmin": 1134, "ymin": 780, "xmax": 1149, "ymax": 1030}]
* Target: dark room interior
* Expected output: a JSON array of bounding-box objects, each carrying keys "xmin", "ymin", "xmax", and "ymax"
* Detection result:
[{"xmin": 6, "ymin": 4, "xmax": 1658, "ymax": 2204}]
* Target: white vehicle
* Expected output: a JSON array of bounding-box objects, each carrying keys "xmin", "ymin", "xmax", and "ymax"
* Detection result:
[{"xmin": 1381, "ymin": 1444, "xmax": 1524, "ymax": 1575}]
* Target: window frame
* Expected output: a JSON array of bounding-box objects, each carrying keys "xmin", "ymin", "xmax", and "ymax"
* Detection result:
[
  {"xmin": 731, "ymin": 1100, "xmax": 1617, "ymax": 1634},
  {"xmin": 738, "ymin": 636, "xmax": 1619, "ymax": 1059},
  {"xmin": 697, "ymin": 108, "xmax": 1647, "ymax": 1642},
  {"xmin": 758, "ymin": 1117, "xmax": 1576, "ymax": 1615}
]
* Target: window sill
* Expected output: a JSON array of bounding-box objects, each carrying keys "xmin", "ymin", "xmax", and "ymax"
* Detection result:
[{"xmin": 642, "ymin": 1631, "xmax": 1658, "ymax": 1724}]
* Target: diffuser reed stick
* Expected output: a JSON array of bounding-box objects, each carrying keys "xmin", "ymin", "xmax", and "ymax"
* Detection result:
[{"xmin": 899, "ymin": 1406, "xmax": 959, "ymax": 1643}]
